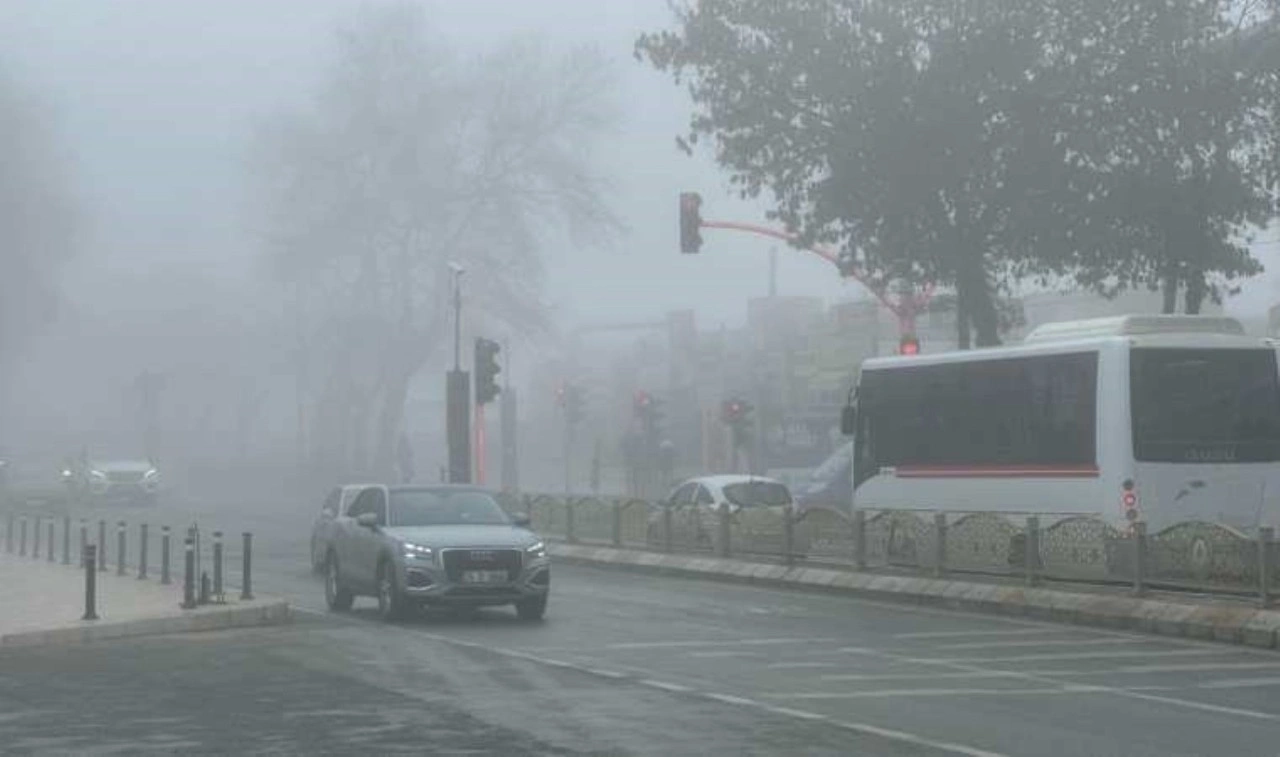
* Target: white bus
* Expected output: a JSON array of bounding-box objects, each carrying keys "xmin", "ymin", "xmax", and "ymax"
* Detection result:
[{"xmin": 848, "ymin": 315, "xmax": 1280, "ymax": 530}]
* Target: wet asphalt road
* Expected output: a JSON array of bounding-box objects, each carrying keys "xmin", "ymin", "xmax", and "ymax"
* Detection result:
[{"xmin": 6, "ymin": 493, "xmax": 1280, "ymax": 756}]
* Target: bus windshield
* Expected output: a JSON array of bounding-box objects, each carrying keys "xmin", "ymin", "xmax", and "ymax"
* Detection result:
[{"xmin": 1130, "ymin": 348, "xmax": 1280, "ymax": 463}]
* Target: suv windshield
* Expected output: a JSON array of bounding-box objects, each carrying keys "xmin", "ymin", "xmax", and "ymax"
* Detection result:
[
  {"xmin": 1131, "ymin": 348, "xmax": 1280, "ymax": 463},
  {"xmin": 389, "ymin": 490, "xmax": 511, "ymax": 527},
  {"xmin": 723, "ymin": 481, "xmax": 792, "ymax": 508}
]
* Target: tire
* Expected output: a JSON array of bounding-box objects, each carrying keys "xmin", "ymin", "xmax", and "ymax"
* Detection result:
[
  {"xmin": 515, "ymin": 594, "xmax": 548, "ymax": 621},
  {"xmin": 324, "ymin": 551, "xmax": 354, "ymax": 612},
  {"xmin": 376, "ymin": 559, "xmax": 407, "ymax": 622},
  {"xmin": 310, "ymin": 536, "xmax": 324, "ymax": 574}
]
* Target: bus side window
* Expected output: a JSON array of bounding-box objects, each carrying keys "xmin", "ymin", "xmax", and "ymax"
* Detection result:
[{"xmin": 853, "ymin": 379, "xmax": 879, "ymax": 491}]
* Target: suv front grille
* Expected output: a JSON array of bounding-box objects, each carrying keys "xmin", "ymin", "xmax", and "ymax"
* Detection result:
[
  {"xmin": 107, "ymin": 471, "xmax": 145, "ymax": 483},
  {"xmin": 441, "ymin": 549, "xmax": 522, "ymax": 582}
]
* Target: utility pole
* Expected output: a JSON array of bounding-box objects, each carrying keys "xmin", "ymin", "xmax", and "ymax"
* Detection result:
[
  {"xmin": 769, "ymin": 246, "xmax": 778, "ymax": 298},
  {"xmin": 500, "ymin": 338, "xmax": 518, "ymax": 493}
]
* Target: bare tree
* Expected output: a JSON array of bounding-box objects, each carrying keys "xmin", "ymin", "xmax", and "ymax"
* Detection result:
[
  {"xmin": 0, "ymin": 64, "xmax": 80, "ymax": 370},
  {"xmin": 248, "ymin": 2, "xmax": 620, "ymax": 480}
]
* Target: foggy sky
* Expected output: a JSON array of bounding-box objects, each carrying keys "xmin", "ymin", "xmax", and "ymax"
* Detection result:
[{"xmin": 0, "ymin": 0, "xmax": 859, "ymax": 335}]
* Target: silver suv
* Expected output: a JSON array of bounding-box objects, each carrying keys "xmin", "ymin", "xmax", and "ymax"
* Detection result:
[{"xmin": 322, "ymin": 485, "xmax": 550, "ymax": 621}]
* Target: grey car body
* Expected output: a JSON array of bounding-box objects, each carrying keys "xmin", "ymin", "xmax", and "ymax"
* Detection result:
[
  {"xmin": 322, "ymin": 485, "xmax": 550, "ymax": 621},
  {"xmin": 310, "ymin": 484, "xmax": 375, "ymax": 571},
  {"xmin": 80, "ymin": 460, "xmax": 160, "ymax": 505}
]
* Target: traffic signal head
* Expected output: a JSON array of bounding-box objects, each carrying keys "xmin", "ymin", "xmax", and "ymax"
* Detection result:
[
  {"xmin": 474, "ymin": 338, "xmax": 501, "ymax": 404},
  {"xmin": 720, "ymin": 398, "xmax": 747, "ymax": 425},
  {"xmin": 679, "ymin": 192, "xmax": 703, "ymax": 254},
  {"xmin": 633, "ymin": 390, "xmax": 652, "ymax": 416},
  {"xmin": 898, "ymin": 334, "xmax": 920, "ymax": 356}
]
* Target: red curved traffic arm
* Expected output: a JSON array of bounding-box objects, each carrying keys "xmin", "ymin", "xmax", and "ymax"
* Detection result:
[{"xmin": 699, "ymin": 220, "xmax": 934, "ymax": 330}]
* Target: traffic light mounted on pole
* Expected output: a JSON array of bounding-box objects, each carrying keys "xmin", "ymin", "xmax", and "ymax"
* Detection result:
[
  {"xmin": 679, "ymin": 192, "xmax": 703, "ymax": 254},
  {"xmin": 475, "ymin": 338, "xmax": 501, "ymax": 404},
  {"xmin": 720, "ymin": 397, "xmax": 755, "ymax": 448}
]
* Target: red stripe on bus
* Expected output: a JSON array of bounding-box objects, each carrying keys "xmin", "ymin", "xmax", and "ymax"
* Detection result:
[{"xmin": 894, "ymin": 465, "xmax": 1100, "ymax": 479}]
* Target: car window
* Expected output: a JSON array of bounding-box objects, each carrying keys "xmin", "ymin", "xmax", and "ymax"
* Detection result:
[
  {"xmin": 339, "ymin": 487, "xmax": 362, "ymax": 515},
  {"xmin": 347, "ymin": 489, "xmax": 373, "ymax": 518},
  {"xmin": 723, "ymin": 481, "xmax": 792, "ymax": 508},
  {"xmin": 321, "ymin": 488, "xmax": 341, "ymax": 516},
  {"xmin": 369, "ymin": 489, "xmax": 388, "ymax": 525},
  {"xmin": 695, "ymin": 485, "xmax": 715, "ymax": 506},
  {"xmin": 667, "ymin": 483, "xmax": 694, "ymax": 506},
  {"xmin": 389, "ymin": 489, "xmax": 511, "ymax": 526}
]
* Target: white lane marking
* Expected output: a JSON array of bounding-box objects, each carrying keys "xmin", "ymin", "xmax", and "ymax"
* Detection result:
[
  {"xmin": 1112, "ymin": 661, "xmax": 1280, "ymax": 675},
  {"xmin": 582, "ymin": 668, "xmax": 628, "ymax": 680},
  {"xmin": 842, "ymin": 638, "xmax": 1280, "ymax": 723},
  {"xmin": 1198, "ymin": 677, "xmax": 1280, "ymax": 690},
  {"xmin": 639, "ymin": 679, "xmax": 693, "ymax": 693},
  {"xmin": 895, "ymin": 629, "xmax": 1068, "ymax": 640},
  {"xmin": 605, "ymin": 637, "xmax": 832, "ymax": 650},
  {"xmin": 703, "ymin": 692, "xmax": 757, "ymax": 707},
  {"xmin": 929, "ymin": 638, "xmax": 1152, "ymax": 651},
  {"xmin": 910, "ymin": 649, "xmax": 1220, "ymax": 664},
  {"xmin": 822, "ymin": 671, "xmax": 1027, "ymax": 682},
  {"xmin": 760, "ymin": 705, "xmax": 828, "ymax": 721},
  {"xmin": 764, "ymin": 686, "xmax": 1171, "ymax": 700},
  {"xmin": 1120, "ymin": 690, "xmax": 1280, "ymax": 721},
  {"xmin": 688, "ymin": 650, "xmax": 756, "ymax": 659},
  {"xmin": 767, "ymin": 662, "xmax": 835, "ymax": 669}
]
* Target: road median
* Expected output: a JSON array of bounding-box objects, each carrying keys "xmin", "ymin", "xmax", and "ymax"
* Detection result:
[{"xmin": 548, "ymin": 541, "xmax": 1280, "ymax": 650}]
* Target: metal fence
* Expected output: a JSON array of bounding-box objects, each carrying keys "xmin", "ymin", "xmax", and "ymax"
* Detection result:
[{"xmin": 497, "ymin": 493, "xmax": 1278, "ymax": 607}]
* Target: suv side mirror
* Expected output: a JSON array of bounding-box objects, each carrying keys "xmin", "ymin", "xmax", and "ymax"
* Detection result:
[
  {"xmin": 840, "ymin": 404, "xmax": 857, "ymax": 436},
  {"xmin": 356, "ymin": 512, "xmax": 379, "ymax": 529},
  {"xmin": 511, "ymin": 513, "xmax": 531, "ymax": 528}
]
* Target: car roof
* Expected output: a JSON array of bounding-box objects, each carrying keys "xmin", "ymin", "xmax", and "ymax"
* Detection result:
[
  {"xmin": 387, "ymin": 484, "xmax": 497, "ymax": 494},
  {"xmin": 679, "ymin": 474, "xmax": 788, "ymax": 491}
]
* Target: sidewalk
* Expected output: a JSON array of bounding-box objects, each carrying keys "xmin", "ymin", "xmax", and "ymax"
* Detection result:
[
  {"xmin": 0, "ymin": 551, "xmax": 290, "ymax": 648},
  {"xmin": 549, "ymin": 541, "xmax": 1280, "ymax": 651}
]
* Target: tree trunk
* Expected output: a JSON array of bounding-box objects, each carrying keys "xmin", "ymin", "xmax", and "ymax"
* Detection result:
[
  {"xmin": 1184, "ymin": 270, "xmax": 1205, "ymax": 315},
  {"xmin": 1161, "ymin": 271, "xmax": 1178, "ymax": 314},
  {"xmin": 956, "ymin": 251, "xmax": 1000, "ymax": 348},
  {"xmin": 955, "ymin": 283, "xmax": 972, "ymax": 350}
]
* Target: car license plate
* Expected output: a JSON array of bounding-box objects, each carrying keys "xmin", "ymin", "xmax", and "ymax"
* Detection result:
[{"xmin": 461, "ymin": 570, "xmax": 507, "ymax": 585}]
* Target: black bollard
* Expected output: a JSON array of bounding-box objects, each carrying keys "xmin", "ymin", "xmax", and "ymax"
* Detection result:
[
  {"xmin": 212, "ymin": 531, "xmax": 224, "ymax": 602},
  {"xmin": 160, "ymin": 526, "xmax": 171, "ymax": 585},
  {"xmin": 82, "ymin": 543, "xmax": 99, "ymax": 621},
  {"xmin": 47, "ymin": 521, "xmax": 54, "ymax": 562},
  {"xmin": 138, "ymin": 523, "xmax": 149, "ymax": 579},
  {"xmin": 240, "ymin": 532, "xmax": 254, "ymax": 601},
  {"xmin": 19, "ymin": 516, "xmax": 27, "ymax": 557},
  {"xmin": 79, "ymin": 520, "xmax": 87, "ymax": 566},
  {"xmin": 199, "ymin": 571, "xmax": 210, "ymax": 605},
  {"xmin": 97, "ymin": 520, "xmax": 106, "ymax": 571},
  {"xmin": 62, "ymin": 515, "xmax": 71, "ymax": 565},
  {"xmin": 32, "ymin": 516, "xmax": 40, "ymax": 559},
  {"xmin": 181, "ymin": 532, "xmax": 196, "ymax": 610},
  {"xmin": 116, "ymin": 521, "xmax": 126, "ymax": 576}
]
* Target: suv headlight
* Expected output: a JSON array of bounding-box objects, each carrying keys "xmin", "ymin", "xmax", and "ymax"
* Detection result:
[
  {"xmin": 402, "ymin": 542, "xmax": 433, "ymax": 561},
  {"xmin": 525, "ymin": 541, "xmax": 546, "ymax": 559},
  {"xmin": 90, "ymin": 470, "xmax": 106, "ymax": 480},
  {"xmin": 144, "ymin": 469, "xmax": 159, "ymax": 480}
]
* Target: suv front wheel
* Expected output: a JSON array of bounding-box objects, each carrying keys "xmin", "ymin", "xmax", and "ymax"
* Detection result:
[
  {"xmin": 376, "ymin": 560, "xmax": 408, "ymax": 621},
  {"xmin": 325, "ymin": 552, "xmax": 354, "ymax": 612},
  {"xmin": 515, "ymin": 594, "xmax": 547, "ymax": 621}
]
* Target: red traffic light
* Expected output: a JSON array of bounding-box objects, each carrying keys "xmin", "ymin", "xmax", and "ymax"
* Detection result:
[
  {"xmin": 634, "ymin": 390, "xmax": 652, "ymax": 409},
  {"xmin": 898, "ymin": 335, "xmax": 920, "ymax": 355}
]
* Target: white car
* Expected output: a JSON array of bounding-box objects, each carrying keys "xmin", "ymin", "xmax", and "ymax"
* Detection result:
[
  {"xmin": 647, "ymin": 474, "xmax": 808, "ymax": 555},
  {"xmin": 311, "ymin": 484, "xmax": 376, "ymax": 572}
]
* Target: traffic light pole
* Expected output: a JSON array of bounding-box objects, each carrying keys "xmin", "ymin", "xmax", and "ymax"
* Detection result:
[{"xmin": 474, "ymin": 402, "xmax": 487, "ymax": 486}]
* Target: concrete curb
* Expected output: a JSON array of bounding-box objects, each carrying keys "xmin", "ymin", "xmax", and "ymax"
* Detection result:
[
  {"xmin": 0, "ymin": 600, "xmax": 292, "ymax": 649},
  {"xmin": 549, "ymin": 543, "xmax": 1280, "ymax": 650}
]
